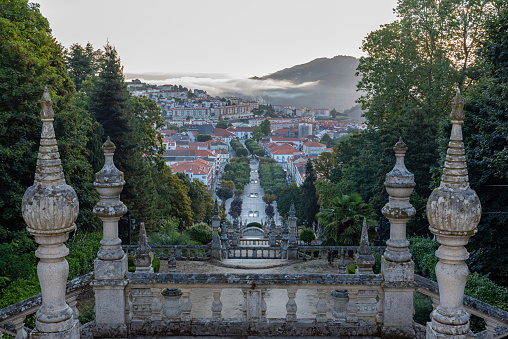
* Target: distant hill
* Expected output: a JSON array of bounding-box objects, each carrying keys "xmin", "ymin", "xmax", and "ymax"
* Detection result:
[{"xmin": 252, "ymin": 55, "xmax": 362, "ymax": 112}]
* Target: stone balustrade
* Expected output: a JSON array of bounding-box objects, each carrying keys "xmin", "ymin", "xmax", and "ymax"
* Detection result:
[
  {"xmin": 239, "ymin": 238, "xmax": 270, "ymax": 246},
  {"xmin": 123, "ymin": 272, "xmax": 384, "ymax": 337},
  {"xmin": 0, "ymin": 274, "xmax": 92, "ymax": 339}
]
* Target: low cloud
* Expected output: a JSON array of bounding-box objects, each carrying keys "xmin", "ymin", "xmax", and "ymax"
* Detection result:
[{"xmin": 125, "ymin": 73, "xmax": 318, "ymax": 98}]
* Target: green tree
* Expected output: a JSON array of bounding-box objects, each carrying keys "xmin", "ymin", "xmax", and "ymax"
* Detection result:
[
  {"xmin": 277, "ymin": 183, "xmax": 303, "ymax": 219},
  {"xmin": 317, "ymin": 192, "xmax": 376, "ymax": 245},
  {"xmin": 299, "ymin": 227, "xmax": 316, "ymax": 245},
  {"xmin": 0, "ymin": 1, "xmax": 98, "ymax": 239},
  {"xmin": 215, "ymin": 121, "xmax": 229, "ymax": 129},
  {"xmin": 252, "ymin": 126, "xmax": 263, "ymax": 141},
  {"xmin": 260, "ymin": 119, "xmax": 271, "ymax": 136},
  {"xmin": 66, "ymin": 42, "xmax": 102, "ymax": 92},
  {"xmin": 262, "ymin": 193, "xmax": 277, "ymax": 205},
  {"xmin": 300, "ymin": 160, "xmax": 319, "ymax": 227},
  {"xmin": 196, "ymin": 134, "xmax": 212, "ymax": 142}
]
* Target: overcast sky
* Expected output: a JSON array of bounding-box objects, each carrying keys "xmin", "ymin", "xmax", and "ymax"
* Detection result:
[{"xmin": 37, "ymin": 0, "xmax": 398, "ymax": 77}]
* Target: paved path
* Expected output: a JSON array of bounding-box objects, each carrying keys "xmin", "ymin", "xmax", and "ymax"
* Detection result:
[{"xmin": 240, "ymin": 160, "xmax": 268, "ymax": 225}]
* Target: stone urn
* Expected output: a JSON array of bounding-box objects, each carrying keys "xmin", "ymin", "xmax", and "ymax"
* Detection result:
[
  {"xmin": 161, "ymin": 288, "xmax": 182, "ymax": 319},
  {"xmin": 331, "ymin": 289, "xmax": 349, "ymax": 320}
]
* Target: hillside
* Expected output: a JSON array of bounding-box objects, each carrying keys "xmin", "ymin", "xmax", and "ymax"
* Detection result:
[{"xmin": 251, "ymin": 55, "xmax": 362, "ymax": 111}]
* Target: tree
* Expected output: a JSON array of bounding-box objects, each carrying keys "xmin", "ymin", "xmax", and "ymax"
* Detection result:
[
  {"xmin": 252, "ymin": 126, "xmax": 263, "ymax": 141},
  {"xmin": 317, "ymin": 192, "xmax": 376, "ymax": 245},
  {"xmin": 277, "ymin": 184, "xmax": 302, "ymax": 219},
  {"xmin": 196, "ymin": 134, "xmax": 212, "ymax": 142},
  {"xmin": 299, "ymin": 227, "xmax": 316, "ymax": 245},
  {"xmin": 0, "ymin": 1, "xmax": 98, "ymax": 239},
  {"xmin": 300, "ymin": 160, "xmax": 319, "ymax": 227},
  {"xmin": 216, "ymin": 187, "xmax": 233, "ymax": 202},
  {"xmin": 229, "ymin": 197, "xmax": 243, "ymax": 218},
  {"xmin": 66, "ymin": 42, "xmax": 102, "ymax": 92},
  {"xmin": 265, "ymin": 204, "xmax": 274, "ymax": 219},
  {"xmin": 215, "ymin": 121, "xmax": 229, "ymax": 129},
  {"xmin": 319, "ymin": 134, "xmax": 333, "ymax": 147},
  {"xmin": 260, "ymin": 119, "xmax": 271, "ymax": 136},
  {"xmin": 262, "ymin": 193, "xmax": 277, "ymax": 205}
]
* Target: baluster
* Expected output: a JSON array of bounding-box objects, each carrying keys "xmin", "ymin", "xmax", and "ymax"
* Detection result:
[
  {"xmin": 211, "ymin": 289, "xmax": 223, "ymax": 321},
  {"xmin": 198, "ymin": 249, "xmax": 203, "ymax": 259},
  {"xmin": 12, "ymin": 315, "xmax": 27, "ymax": 339},
  {"xmin": 180, "ymin": 289, "xmax": 192, "ymax": 321},
  {"xmin": 261, "ymin": 289, "xmax": 267, "ymax": 322},
  {"xmin": 316, "ymin": 289, "xmax": 328, "ymax": 322},
  {"xmin": 242, "ymin": 289, "xmax": 248, "ymax": 320},
  {"xmin": 253, "ymin": 248, "xmax": 257, "ymax": 258},
  {"xmin": 485, "ymin": 319, "xmax": 497, "ymax": 339},
  {"xmin": 168, "ymin": 248, "xmax": 176, "ymax": 272},
  {"xmin": 286, "ymin": 288, "xmax": 298, "ymax": 322},
  {"xmin": 67, "ymin": 294, "xmax": 79, "ymax": 322},
  {"xmin": 176, "ymin": 248, "xmax": 182, "ymax": 260}
]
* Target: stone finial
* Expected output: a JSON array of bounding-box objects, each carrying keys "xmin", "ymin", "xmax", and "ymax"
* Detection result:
[
  {"xmin": 93, "ymin": 137, "xmax": 128, "ymax": 260},
  {"xmin": 338, "ymin": 250, "xmax": 348, "ymax": 274},
  {"xmin": 289, "ymin": 200, "xmax": 296, "ymax": 217},
  {"xmin": 134, "ymin": 222, "xmax": 153, "ymax": 271},
  {"xmin": 213, "ymin": 199, "xmax": 219, "ymax": 215},
  {"xmin": 427, "ymin": 89, "xmax": 481, "ymax": 236},
  {"xmin": 21, "ymin": 88, "xmax": 79, "ymax": 337},
  {"xmin": 22, "ymin": 87, "xmax": 79, "ymax": 235},
  {"xmin": 382, "ymin": 137, "xmax": 415, "ymax": 263},
  {"xmin": 355, "ymin": 218, "xmax": 374, "ymax": 274},
  {"xmin": 426, "ymin": 89, "xmax": 481, "ymax": 338}
]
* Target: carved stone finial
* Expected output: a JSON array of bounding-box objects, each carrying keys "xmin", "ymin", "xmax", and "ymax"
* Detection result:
[
  {"xmin": 382, "ymin": 137, "xmax": 415, "ymax": 263},
  {"xmin": 355, "ymin": 218, "xmax": 374, "ymax": 274},
  {"xmin": 289, "ymin": 200, "xmax": 296, "ymax": 217},
  {"xmin": 22, "ymin": 89, "xmax": 78, "ymax": 235},
  {"xmin": 450, "ymin": 88, "xmax": 465, "ymax": 121},
  {"xmin": 213, "ymin": 199, "xmax": 219, "ymax": 215},
  {"xmin": 426, "ymin": 89, "xmax": 481, "ymax": 337},
  {"xmin": 21, "ymin": 88, "xmax": 79, "ymax": 336},
  {"xmin": 93, "ymin": 137, "xmax": 127, "ymax": 260},
  {"xmin": 134, "ymin": 222, "xmax": 153, "ymax": 271}
]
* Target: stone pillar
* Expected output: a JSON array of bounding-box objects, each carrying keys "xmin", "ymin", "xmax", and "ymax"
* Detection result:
[
  {"xmin": 355, "ymin": 218, "xmax": 375, "ymax": 274},
  {"xmin": 220, "ymin": 221, "xmax": 229, "ymax": 259},
  {"xmin": 211, "ymin": 200, "xmax": 222, "ymax": 260},
  {"xmin": 269, "ymin": 218, "xmax": 276, "ymax": 246},
  {"xmin": 381, "ymin": 137, "xmax": 416, "ymax": 338},
  {"xmin": 338, "ymin": 250, "xmax": 348, "ymax": 274},
  {"xmin": 287, "ymin": 201, "xmax": 298, "ymax": 259},
  {"xmin": 21, "ymin": 88, "xmax": 79, "ymax": 339},
  {"xmin": 92, "ymin": 137, "xmax": 128, "ymax": 337},
  {"xmin": 426, "ymin": 90, "xmax": 481, "ymax": 338},
  {"xmin": 232, "ymin": 217, "xmax": 239, "ymax": 246},
  {"xmin": 133, "ymin": 222, "xmax": 153, "ymax": 272}
]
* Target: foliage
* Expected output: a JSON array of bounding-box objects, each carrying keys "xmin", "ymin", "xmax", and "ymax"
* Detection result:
[
  {"xmin": 413, "ymin": 293, "xmax": 433, "ymax": 325},
  {"xmin": 67, "ymin": 232, "xmax": 102, "ymax": 279},
  {"xmin": 230, "ymin": 139, "xmax": 248, "ymax": 157},
  {"xmin": 409, "ymin": 236, "xmax": 439, "ymax": 281},
  {"xmin": 214, "ymin": 121, "xmax": 230, "ymax": 129},
  {"xmin": 317, "ymin": 192, "xmax": 376, "ymax": 245},
  {"xmin": 186, "ymin": 222, "xmax": 214, "ymax": 244},
  {"xmin": 149, "ymin": 218, "xmax": 193, "ymax": 245},
  {"xmin": 245, "ymin": 139, "xmax": 265, "ymax": 156},
  {"xmin": 222, "ymin": 157, "xmax": 251, "ymax": 188},
  {"xmin": 78, "ymin": 304, "xmax": 96, "ymax": 324},
  {"xmin": 216, "ymin": 187, "xmax": 233, "ymax": 202},
  {"xmin": 66, "ymin": 42, "xmax": 102, "ymax": 92},
  {"xmin": 246, "ymin": 222, "xmax": 263, "ymax": 229},
  {"xmin": 259, "ymin": 119, "xmax": 272, "ymax": 135},
  {"xmin": 265, "ymin": 204, "xmax": 274, "ymax": 219},
  {"xmin": 258, "ymin": 161, "xmax": 286, "ymax": 195},
  {"xmin": 300, "ymin": 161, "xmax": 320, "ymax": 227},
  {"xmin": 176, "ymin": 173, "xmax": 213, "ymax": 223},
  {"xmin": 299, "ymin": 227, "xmax": 316, "ymax": 245},
  {"xmin": 262, "ymin": 193, "xmax": 277, "ymax": 205},
  {"xmin": 277, "ymin": 183, "xmax": 303, "ymax": 220},
  {"xmin": 252, "ymin": 126, "xmax": 263, "ymax": 141},
  {"xmin": 0, "ymin": 1, "xmax": 98, "ymax": 240},
  {"xmin": 229, "ymin": 197, "xmax": 243, "ymax": 219},
  {"xmin": 196, "ymin": 134, "xmax": 212, "ymax": 142}
]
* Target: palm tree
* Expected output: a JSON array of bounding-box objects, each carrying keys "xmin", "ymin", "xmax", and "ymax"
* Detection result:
[{"xmin": 317, "ymin": 192, "xmax": 376, "ymax": 245}]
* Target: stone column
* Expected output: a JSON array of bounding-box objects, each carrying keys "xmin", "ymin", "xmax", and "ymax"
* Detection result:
[
  {"xmin": 211, "ymin": 200, "xmax": 222, "ymax": 260},
  {"xmin": 220, "ymin": 221, "xmax": 229, "ymax": 259},
  {"xmin": 21, "ymin": 88, "xmax": 79, "ymax": 339},
  {"xmin": 92, "ymin": 137, "xmax": 129, "ymax": 338},
  {"xmin": 381, "ymin": 138, "xmax": 416, "ymax": 338},
  {"xmin": 426, "ymin": 90, "xmax": 481, "ymax": 338},
  {"xmin": 287, "ymin": 201, "xmax": 298, "ymax": 259}
]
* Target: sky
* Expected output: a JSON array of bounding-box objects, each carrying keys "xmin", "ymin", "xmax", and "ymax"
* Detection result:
[{"xmin": 37, "ymin": 0, "xmax": 399, "ymax": 78}]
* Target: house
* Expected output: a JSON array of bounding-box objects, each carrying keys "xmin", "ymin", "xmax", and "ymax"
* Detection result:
[
  {"xmin": 212, "ymin": 128, "xmax": 235, "ymax": 143},
  {"xmin": 170, "ymin": 159, "xmax": 213, "ymax": 189},
  {"xmin": 303, "ymin": 141, "xmax": 327, "ymax": 155},
  {"xmin": 228, "ymin": 126, "xmax": 255, "ymax": 139}
]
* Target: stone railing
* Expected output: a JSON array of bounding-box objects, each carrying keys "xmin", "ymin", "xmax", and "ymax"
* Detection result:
[
  {"xmin": 0, "ymin": 274, "xmax": 93, "ymax": 339},
  {"xmin": 298, "ymin": 246, "xmax": 386, "ymax": 261},
  {"xmin": 226, "ymin": 246, "xmax": 282, "ymax": 259},
  {"xmin": 239, "ymin": 239, "xmax": 269, "ymax": 246},
  {"xmin": 122, "ymin": 271, "xmax": 384, "ymax": 337},
  {"xmin": 415, "ymin": 275, "xmax": 508, "ymax": 339},
  {"xmin": 123, "ymin": 245, "xmax": 212, "ymax": 261}
]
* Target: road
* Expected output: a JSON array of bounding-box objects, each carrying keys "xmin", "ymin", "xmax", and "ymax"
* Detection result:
[{"xmin": 240, "ymin": 160, "xmax": 269, "ymax": 226}]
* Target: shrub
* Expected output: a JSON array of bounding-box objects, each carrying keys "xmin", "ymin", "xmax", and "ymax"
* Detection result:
[
  {"xmin": 409, "ymin": 236, "xmax": 439, "ymax": 280},
  {"xmin": 67, "ymin": 232, "xmax": 102, "ymax": 279},
  {"xmin": 299, "ymin": 227, "xmax": 315, "ymax": 245},
  {"xmin": 246, "ymin": 222, "xmax": 263, "ymax": 228},
  {"xmin": 186, "ymin": 222, "xmax": 214, "ymax": 244},
  {"xmin": 413, "ymin": 293, "xmax": 432, "ymax": 325},
  {"xmin": 149, "ymin": 219, "xmax": 193, "ymax": 245}
]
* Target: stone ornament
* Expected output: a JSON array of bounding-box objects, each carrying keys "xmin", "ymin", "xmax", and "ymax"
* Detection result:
[
  {"xmin": 22, "ymin": 87, "xmax": 78, "ymax": 236},
  {"xmin": 21, "ymin": 88, "xmax": 78, "ymax": 337},
  {"xmin": 426, "ymin": 89, "xmax": 481, "ymax": 337},
  {"xmin": 134, "ymin": 222, "xmax": 153, "ymax": 271},
  {"xmin": 382, "ymin": 137, "xmax": 416, "ymax": 262}
]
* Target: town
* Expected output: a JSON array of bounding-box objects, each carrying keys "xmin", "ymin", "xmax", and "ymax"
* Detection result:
[{"xmin": 128, "ymin": 80, "xmax": 365, "ymax": 193}]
